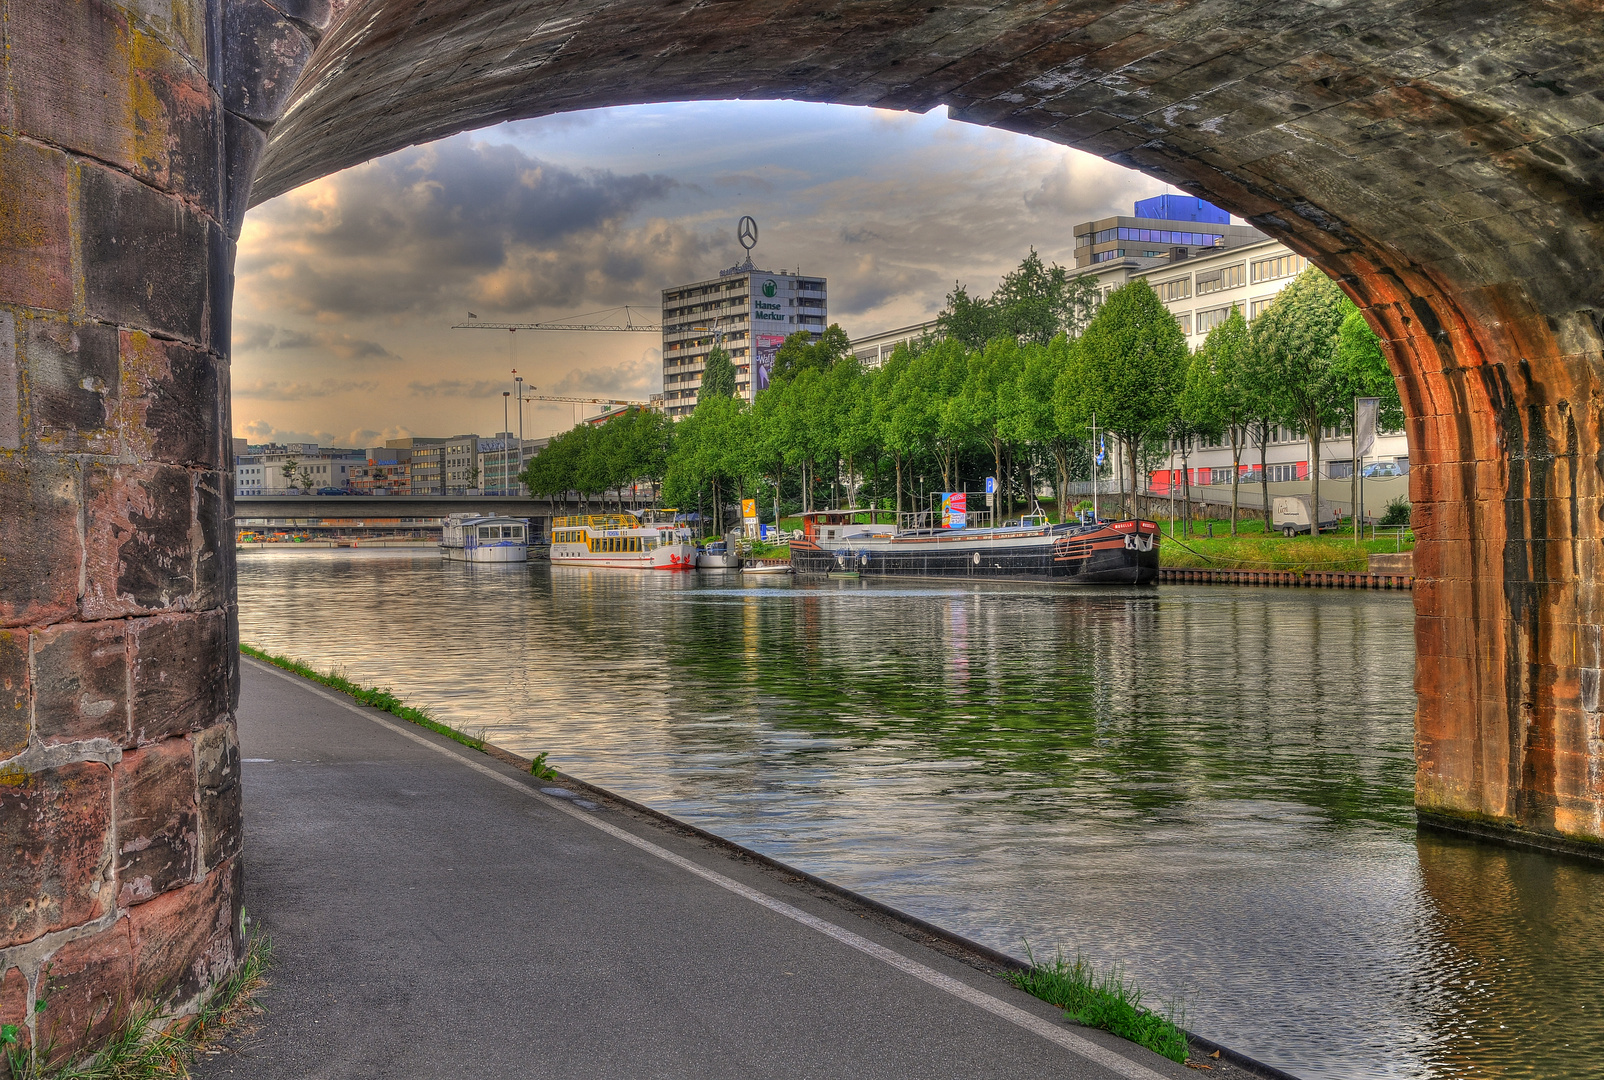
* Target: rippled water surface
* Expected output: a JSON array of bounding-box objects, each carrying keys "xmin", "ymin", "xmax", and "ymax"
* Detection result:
[{"xmin": 238, "ymin": 549, "xmax": 1604, "ymax": 1079}]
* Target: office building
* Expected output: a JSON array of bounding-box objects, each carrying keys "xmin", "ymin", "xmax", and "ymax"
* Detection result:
[
  {"xmin": 1068, "ymin": 196, "xmax": 1408, "ymax": 502},
  {"xmin": 848, "ymin": 321, "xmax": 938, "ymax": 368},
  {"xmin": 661, "ymin": 260, "xmax": 827, "ymax": 417}
]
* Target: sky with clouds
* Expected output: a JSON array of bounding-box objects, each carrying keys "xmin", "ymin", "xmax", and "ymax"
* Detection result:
[{"xmin": 232, "ymin": 100, "xmax": 1172, "ymax": 447}]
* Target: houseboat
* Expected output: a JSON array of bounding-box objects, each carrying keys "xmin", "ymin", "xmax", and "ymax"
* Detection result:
[
  {"xmin": 550, "ymin": 511, "xmax": 697, "ymax": 571},
  {"xmin": 441, "ymin": 513, "xmax": 531, "ymax": 563},
  {"xmin": 790, "ymin": 508, "xmax": 1159, "ymax": 585}
]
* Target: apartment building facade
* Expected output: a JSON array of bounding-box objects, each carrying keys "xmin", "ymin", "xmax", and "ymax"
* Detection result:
[{"xmin": 661, "ymin": 265, "xmax": 827, "ymax": 417}]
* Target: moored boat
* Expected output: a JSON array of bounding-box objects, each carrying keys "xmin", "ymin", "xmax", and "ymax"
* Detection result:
[
  {"xmin": 550, "ymin": 510, "xmax": 697, "ymax": 571},
  {"xmin": 696, "ymin": 540, "xmax": 743, "ymax": 570},
  {"xmin": 441, "ymin": 513, "xmax": 530, "ymax": 563},
  {"xmin": 790, "ymin": 508, "xmax": 1159, "ymax": 584}
]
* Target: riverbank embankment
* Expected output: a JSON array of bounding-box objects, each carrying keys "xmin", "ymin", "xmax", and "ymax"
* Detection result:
[{"xmin": 197, "ymin": 658, "xmax": 1268, "ymax": 1080}]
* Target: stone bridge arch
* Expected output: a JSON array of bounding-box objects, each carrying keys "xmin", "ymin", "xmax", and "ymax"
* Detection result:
[{"xmin": 2, "ymin": 0, "xmax": 1601, "ymax": 1061}]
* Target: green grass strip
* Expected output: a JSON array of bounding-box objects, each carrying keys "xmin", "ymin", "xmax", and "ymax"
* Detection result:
[
  {"xmin": 240, "ymin": 644, "xmax": 486, "ymax": 752},
  {"xmin": 1006, "ymin": 947, "xmax": 1190, "ymax": 1065}
]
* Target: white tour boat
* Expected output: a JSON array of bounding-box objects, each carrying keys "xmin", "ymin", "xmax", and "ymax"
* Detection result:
[
  {"xmin": 550, "ymin": 511, "xmax": 697, "ymax": 571},
  {"xmin": 441, "ymin": 513, "xmax": 530, "ymax": 563}
]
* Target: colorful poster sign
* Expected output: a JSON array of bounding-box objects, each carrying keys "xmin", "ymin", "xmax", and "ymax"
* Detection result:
[
  {"xmin": 753, "ymin": 334, "xmax": 785, "ymax": 393},
  {"xmin": 741, "ymin": 498, "xmax": 758, "ymax": 524},
  {"xmin": 940, "ymin": 492, "xmax": 967, "ymax": 529}
]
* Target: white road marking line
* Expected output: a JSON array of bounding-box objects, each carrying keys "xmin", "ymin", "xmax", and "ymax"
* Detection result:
[{"xmin": 248, "ymin": 659, "xmax": 1173, "ymax": 1080}]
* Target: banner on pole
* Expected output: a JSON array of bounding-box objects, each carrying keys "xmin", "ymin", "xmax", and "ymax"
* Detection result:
[
  {"xmin": 741, "ymin": 498, "xmax": 758, "ymax": 525},
  {"xmin": 1355, "ymin": 397, "xmax": 1380, "ymax": 458},
  {"xmin": 940, "ymin": 492, "xmax": 967, "ymax": 529},
  {"xmin": 753, "ymin": 334, "xmax": 786, "ymax": 394}
]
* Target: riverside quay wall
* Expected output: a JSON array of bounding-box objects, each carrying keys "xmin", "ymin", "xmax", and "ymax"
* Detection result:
[{"xmin": 3, "ymin": 0, "xmax": 1604, "ymax": 1063}]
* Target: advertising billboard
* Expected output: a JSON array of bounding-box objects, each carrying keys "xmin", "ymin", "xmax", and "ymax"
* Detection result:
[
  {"xmin": 753, "ymin": 334, "xmax": 786, "ymax": 394},
  {"xmin": 940, "ymin": 492, "xmax": 967, "ymax": 529}
]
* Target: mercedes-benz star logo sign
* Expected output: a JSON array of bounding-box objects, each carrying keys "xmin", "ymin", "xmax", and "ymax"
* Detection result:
[{"xmin": 737, "ymin": 216, "xmax": 758, "ymax": 251}]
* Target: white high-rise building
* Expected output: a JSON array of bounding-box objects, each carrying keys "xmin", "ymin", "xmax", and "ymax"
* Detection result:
[{"xmin": 661, "ymin": 262, "xmax": 827, "ymax": 418}]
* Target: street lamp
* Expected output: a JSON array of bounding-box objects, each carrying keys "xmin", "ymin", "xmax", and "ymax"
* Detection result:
[{"xmin": 514, "ymin": 373, "xmax": 526, "ymax": 495}]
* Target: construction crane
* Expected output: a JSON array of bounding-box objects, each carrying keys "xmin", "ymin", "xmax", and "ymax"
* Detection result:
[{"xmin": 451, "ymin": 305, "xmax": 661, "ymax": 333}]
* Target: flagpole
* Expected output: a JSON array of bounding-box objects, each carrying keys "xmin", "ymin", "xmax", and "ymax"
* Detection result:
[{"xmin": 1091, "ymin": 412, "xmax": 1099, "ymax": 523}]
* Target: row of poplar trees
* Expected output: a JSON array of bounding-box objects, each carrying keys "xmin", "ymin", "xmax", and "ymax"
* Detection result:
[{"xmin": 520, "ymin": 250, "xmax": 1402, "ymax": 537}]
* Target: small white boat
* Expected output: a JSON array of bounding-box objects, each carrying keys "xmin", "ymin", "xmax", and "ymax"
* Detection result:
[
  {"xmin": 441, "ymin": 513, "xmax": 530, "ymax": 563},
  {"xmin": 696, "ymin": 541, "xmax": 743, "ymax": 570},
  {"xmin": 741, "ymin": 559, "xmax": 793, "ymax": 575}
]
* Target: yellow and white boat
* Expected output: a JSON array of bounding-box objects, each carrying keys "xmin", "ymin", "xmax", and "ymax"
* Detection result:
[{"xmin": 549, "ymin": 511, "xmax": 697, "ymax": 571}]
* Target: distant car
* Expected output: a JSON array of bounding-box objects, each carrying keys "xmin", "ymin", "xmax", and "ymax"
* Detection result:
[
  {"xmin": 1362, "ymin": 461, "xmax": 1402, "ymax": 478},
  {"xmin": 316, "ymin": 487, "xmax": 347, "ymax": 495}
]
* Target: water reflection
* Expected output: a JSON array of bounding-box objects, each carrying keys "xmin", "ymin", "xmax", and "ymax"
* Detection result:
[{"xmin": 238, "ymin": 549, "xmax": 1603, "ymax": 1079}]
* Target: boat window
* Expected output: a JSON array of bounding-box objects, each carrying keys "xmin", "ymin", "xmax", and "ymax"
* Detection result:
[
  {"xmin": 513, "ymin": 527, "xmax": 523, "ymax": 538},
  {"xmin": 478, "ymin": 527, "xmax": 492, "ymax": 538}
]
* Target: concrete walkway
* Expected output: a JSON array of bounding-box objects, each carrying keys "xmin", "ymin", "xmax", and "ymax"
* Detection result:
[{"xmin": 196, "ymin": 659, "xmax": 1200, "ymax": 1080}]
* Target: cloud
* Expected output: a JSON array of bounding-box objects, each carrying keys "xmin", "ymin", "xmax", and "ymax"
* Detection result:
[
  {"xmin": 239, "ymin": 138, "xmax": 680, "ymax": 320},
  {"xmin": 407, "ymin": 380, "xmax": 505, "ymax": 398},
  {"xmin": 235, "ymin": 378, "xmax": 382, "ymax": 401}
]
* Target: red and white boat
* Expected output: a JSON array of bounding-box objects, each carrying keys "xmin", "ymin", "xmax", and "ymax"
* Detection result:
[{"xmin": 549, "ymin": 511, "xmax": 697, "ymax": 571}]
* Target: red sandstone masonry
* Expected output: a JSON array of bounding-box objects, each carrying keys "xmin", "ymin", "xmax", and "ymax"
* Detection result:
[{"xmin": 0, "ymin": 0, "xmax": 296, "ymax": 1064}]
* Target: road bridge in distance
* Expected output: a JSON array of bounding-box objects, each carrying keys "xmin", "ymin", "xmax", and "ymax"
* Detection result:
[{"xmin": 234, "ymin": 495, "xmax": 579, "ymax": 521}]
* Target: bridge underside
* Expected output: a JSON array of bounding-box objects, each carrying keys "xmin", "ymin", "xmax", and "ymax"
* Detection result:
[{"xmin": 2, "ymin": 0, "xmax": 1603, "ymax": 1059}]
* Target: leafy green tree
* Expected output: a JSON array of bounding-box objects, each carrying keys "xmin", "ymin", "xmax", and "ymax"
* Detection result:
[
  {"xmin": 936, "ymin": 283, "xmax": 998, "ymax": 351},
  {"xmin": 829, "ymin": 359, "xmax": 876, "ymax": 508},
  {"xmin": 770, "ymin": 325, "xmax": 851, "ymax": 383},
  {"xmin": 1002, "ymin": 337, "xmax": 1077, "ymax": 519},
  {"xmin": 1251, "ymin": 267, "xmax": 1350, "ymax": 525},
  {"xmin": 1185, "ymin": 306, "xmax": 1258, "ymax": 534},
  {"xmin": 700, "ymin": 345, "xmax": 737, "ymax": 400},
  {"xmin": 1061, "ymin": 279, "xmax": 1186, "ymax": 517},
  {"xmin": 955, "ymin": 337, "xmax": 1025, "ymax": 519},
  {"xmin": 938, "ymin": 250, "xmax": 1101, "ymax": 349},
  {"xmin": 1331, "ymin": 306, "xmax": 1404, "ymax": 532}
]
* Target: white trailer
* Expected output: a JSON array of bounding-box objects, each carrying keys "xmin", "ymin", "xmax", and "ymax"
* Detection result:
[{"xmin": 1272, "ymin": 496, "xmax": 1339, "ymax": 537}]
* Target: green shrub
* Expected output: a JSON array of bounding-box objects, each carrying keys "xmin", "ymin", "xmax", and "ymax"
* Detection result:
[{"xmin": 1380, "ymin": 496, "xmax": 1411, "ymax": 527}]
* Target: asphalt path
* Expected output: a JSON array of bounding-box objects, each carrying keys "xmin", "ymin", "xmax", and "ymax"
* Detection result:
[{"xmin": 195, "ymin": 659, "xmax": 1200, "ymax": 1080}]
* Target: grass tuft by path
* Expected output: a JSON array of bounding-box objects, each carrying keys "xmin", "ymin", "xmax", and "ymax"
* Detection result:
[
  {"xmin": 240, "ymin": 644, "xmax": 486, "ymax": 752},
  {"xmin": 4, "ymin": 929, "xmax": 270, "ymax": 1080},
  {"xmin": 1006, "ymin": 948, "xmax": 1190, "ymax": 1065}
]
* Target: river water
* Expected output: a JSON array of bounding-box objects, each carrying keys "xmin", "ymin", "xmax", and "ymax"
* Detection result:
[{"xmin": 237, "ymin": 549, "xmax": 1603, "ymax": 1079}]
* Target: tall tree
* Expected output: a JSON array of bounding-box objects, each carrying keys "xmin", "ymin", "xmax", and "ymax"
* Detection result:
[
  {"xmin": 700, "ymin": 345, "xmax": 736, "ymax": 399},
  {"xmin": 955, "ymin": 337, "xmax": 1025, "ymax": 519},
  {"xmin": 1251, "ymin": 267, "xmax": 1350, "ymax": 527},
  {"xmin": 770, "ymin": 324, "xmax": 852, "ymax": 383},
  {"xmin": 1003, "ymin": 337, "xmax": 1077, "ymax": 520},
  {"xmin": 1186, "ymin": 306, "xmax": 1258, "ymax": 534},
  {"xmin": 939, "ymin": 250, "xmax": 1102, "ymax": 349},
  {"xmin": 1062, "ymin": 279, "xmax": 1186, "ymax": 518}
]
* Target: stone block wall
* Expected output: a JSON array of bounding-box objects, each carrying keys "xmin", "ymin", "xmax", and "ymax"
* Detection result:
[{"xmin": 0, "ymin": 0, "xmax": 315, "ymax": 1066}]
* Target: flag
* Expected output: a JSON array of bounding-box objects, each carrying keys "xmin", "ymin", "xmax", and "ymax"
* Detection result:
[
  {"xmin": 1095, "ymin": 436, "xmax": 1106, "ymax": 467},
  {"xmin": 1354, "ymin": 398, "xmax": 1379, "ymax": 459}
]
